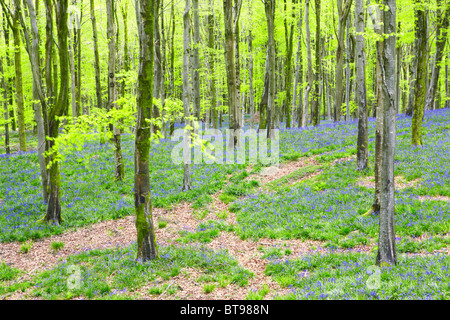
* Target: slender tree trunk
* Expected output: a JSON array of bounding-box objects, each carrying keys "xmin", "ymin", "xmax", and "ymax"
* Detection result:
[
  {"xmin": 376, "ymin": 0, "xmax": 397, "ymax": 267},
  {"xmin": 411, "ymin": 0, "xmax": 427, "ymax": 146},
  {"xmin": 69, "ymin": 28, "xmax": 77, "ymax": 119},
  {"xmin": 303, "ymin": 0, "xmax": 312, "ymax": 127},
  {"xmin": 345, "ymin": 16, "xmax": 350, "ymax": 121},
  {"xmin": 284, "ymin": 0, "xmax": 296, "ymax": 128},
  {"xmin": 248, "ymin": 5, "xmax": 254, "ymax": 129},
  {"xmin": 152, "ymin": 0, "xmax": 161, "ymax": 134},
  {"xmin": 135, "ymin": 0, "xmax": 158, "ymax": 261},
  {"xmin": 334, "ymin": 0, "xmax": 352, "ymax": 122},
  {"xmin": 446, "ymin": 50, "xmax": 449, "ymax": 109},
  {"xmin": 1, "ymin": 57, "xmax": 10, "ymax": 154},
  {"xmin": 312, "ymin": 0, "xmax": 320, "ymax": 126},
  {"xmin": 90, "ymin": 0, "xmax": 102, "ymax": 109},
  {"xmin": 208, "ymin": 13, "xmax": 218, "ymax": 130},
  {"xmin": 45, "ymin": 0, "xmax": 69, "ymax": 224},
  {"xmin": 12, "ymin": 0, "xmax": 26, "ymax": 151},
  {"xmin": 224, "ymin": 0, "xmax": 239, "ymax": 143},
  {"xmin": 107, "ymin": 0, "xmax": 124, "ymax": 180},
  {"xmin": 265, "ymin": 0, "xmax": 275, "ymax": 139},
  {"xmin": 294, "ymin": 1, "xmax": 303, "ymax": 127},
  {"xmin": 424, "ymin": 1, "xmax": 449, "ymax": 111},
  {"xmin": 356, "ymin": 0, "xmax": 368, "ymax": 170},
  {"xmin": 2, "ymin": 11, "xmax": 16, "ymax": 132},
  {"xmin": 182, "ymin": 0, "xmax": 192, "ymax": 191}
]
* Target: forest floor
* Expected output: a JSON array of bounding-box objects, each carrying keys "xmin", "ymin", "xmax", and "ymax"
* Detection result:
[
  {"xmin": 1, "ymin": 153, "xmax": 361, "ymax": 300},
  {"xmin": 2, "ymin": 109, "xmax": 450, "ymax": 300}
]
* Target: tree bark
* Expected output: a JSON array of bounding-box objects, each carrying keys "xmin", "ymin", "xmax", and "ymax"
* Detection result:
[
  {"xmin": 376, "ymin": 0, "xmax": 397, "ymax": 267},
  {"xmin": 12, "ymin": 0, "xmax": 26, "ymax": 151},
  {"xmin": 135, "ymin": 0, "xmax": 158, "ymax": 261},
  {"xmin": 303, "ymin": 0, "xmax": 312, "ymax": 127},
  {"xmin": 45, "ymin": 0, "xmax": 70, "ymax": 224},
  {"xmin": 107, "ymin": 0, "xmax": 124, "ymax": 181},
  {"xmin": 356, "ymin": 0, "xmax": 368, "ymax": 170},
  {"xmin": 424, "ymin": 0, "xmax": 449, "ymax": 111},
  {"xmin": 284, "ymin": 0, "xmax": 296, "ymax": 128},
  {"xmin": 312, "ymin": 0, "xmax": 320, "ymax": 126},
  {"xmin": 182, "ymin": 0, "xmax": 192, "ymax": 191},
  {"xmin": 0, "ymin": 56, "xmax": 10, "ymax": 154},
  {"xmin": 411, "ymin": 0, "xmax": 427, "ymax": 146},
  {"xmin": 333, "ymin": 0, "xmax": 352, "ymax": 122},
  {"xmin": 264, "ymin": 0, "xmax": 275, "ymax": 139},
  {"xmin": 90, "ymin": 0, "xmax": 102, "ymax": 109}
]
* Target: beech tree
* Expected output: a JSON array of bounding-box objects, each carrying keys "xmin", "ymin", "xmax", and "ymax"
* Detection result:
[
  {"xmin": 376, "ymin": 0, "xmax": 397, "ymax": 266},
  {"xmin": 134, "ymin": 0, "xmax": 158, "ymax": 261}
]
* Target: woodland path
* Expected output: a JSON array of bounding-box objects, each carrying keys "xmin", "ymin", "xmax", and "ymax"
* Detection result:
[{"xmin": 0, "ymin": 154, "xmax": 383, "ymax": 300}]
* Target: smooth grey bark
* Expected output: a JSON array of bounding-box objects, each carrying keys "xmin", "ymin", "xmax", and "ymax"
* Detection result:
[
  {"xmin": 334, "ymin": 0, "xmax": 353, "ymax": 122},
  {"xmin": 424, "ymin": 1, "xmax": 450, "ymax": 111},
  {"xmin": 303, "ymin": 0, "xmax": 312, "ymax": 127},
  {"xmin": 152, "ymin": 0, "xmax": 161, "ymax": 133},
  {"xmin": 367, "ymin": 1, "xmax": 383, "ymax": 213},
  {"xmin": 182, "ymin": 0, "xmax": 192, "ymax": 191},
  {"xmin": 345, "ymin": 16, "xmax": 350, "ymax": 121},
  {"xmin": 294, "ymin": 0, "xmax": 303, "ymax": 127},
  {"xmin": 312, "ymin": 0, "xmax": 320, "ymax": 126},
  {"xmin": 192, "ymin": 0, "xmax": 200, "ymax": 120},
  {"xmin": 90, "ymin": 0, "xmax": 102, "ymax": 109},
  {"xmin": 224, "ymin": 0, "xmax": 239, "ymax": 144},
  {"xmin": 355, "ymin": 0, "xmax": 368, "ymax": 170},
  {"xmin": 264, "ymin": 0, "xmax": 275, "ymax": 139},
  {"xmin": 376, "ymin": 0, "xmax": 397, "ymax": 267},
  {"xmin": 1, "ymin": 56, "xmax": 10, "ymax": 154},
  {"xmin": 248, "ymin": 5, "xmax": 255, "ymax": 129},
  {"xmin": 446, "ymin": 51, "xmax": 449, "ymax": 109},
  {"xmin": 106, "ymin": 0, "xmax": 124, "ymax": 181}
]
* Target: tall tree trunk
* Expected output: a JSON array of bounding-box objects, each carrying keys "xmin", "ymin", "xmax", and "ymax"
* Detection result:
[
  {"xmin": 294, "ymin": 0, "xmax": 303, "ymax": 127},
  {"xmin": 45, "ymin": 0, "xmax": 69, "ymax": 224},
  {"xmin": 356, "ymin": 0, "xmax": 368, "ymax": 170},
  {"xmin": 1, "ymin": 57, "xmax": 10, "ymax": 154},
  {"xmin": 152, "ymin": 0, "xmax": 161, "ymax": 134},
  {"xmin": 376, "ymin": 0, "xmax": 397, "ymax": 267},
  {"xmin": 411, "ymin": 0, "xmax": 427, "ymax": 146},
  {"xmin": 169, "ymin": 0, "xmax": 176, "ymax": 135},
  {"xmin": 12, "ymin": 0, "xmax": 26, "ymax": 151},
  {"xmin": 345, "ymin": 16, "xmax": 350, "ymax": 121},
  {"xmin": 312, "ymin": 0, "xmax": 320, "ymax": 126},
  {"xmin": 192, "ymin": 0, "xmax": 201, "ymax": 120},
  {"xmin": 69, "ymin": 28, "xmax": 77, "ymax": 119},
  {"xmin": 284, "ymin": 0, "xmax": 295, "ymax": 128},
  {"xmin": 446, "ymin": 50, "xmax": 449, "ymax": 109},
  {"xmin": 265, "ymin": 0, "xmax": 275, "ymax": 139},
  {"xmin": 303, "ymin": 0, "xmax": 312, "ymax": 127},
  {"xmin": 224, "ymin": 0, "xmax": 239, "ymax": 143},
  {"xmin": 424, "ymin": 0, "xmax": 449, "ymax": 111},
  {"xmin": 107, "ymin": 0, "xmax": 124, "ymax": 181},
  {"xmin": 182, "ymin": 0, "xmax": 192, "ymax": 191},
  {"xmin": 334, "ymin": 0, "xmax": 352, "ymax": 122},
  {"xmin": 134, "ymin": 0, "xmax": 158, "ymax": 261},
  {"xmin": 2, "ymin": 11, "xmax": 16, "ymax": 132},
  {"xmin": 208, "ymin": 13, "xmax": 218, "ymax": 129},
  {"xmin": 90, "ymin": 0, "xmax": 102, "ymax": 109}
]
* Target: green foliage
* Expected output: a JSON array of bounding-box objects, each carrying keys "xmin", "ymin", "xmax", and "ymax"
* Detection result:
[
  {"xmin": 20, "ymin": 240, "xmax": 33, "ymax": 254},
  {"xmin": 50, "ymin": 241, "xmax": 65, "ymax": 251}
]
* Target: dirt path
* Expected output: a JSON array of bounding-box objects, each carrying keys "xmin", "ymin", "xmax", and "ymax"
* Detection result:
[{"xmin": 0, "ymin": 154, "xmax": 370, "ymax": 300}]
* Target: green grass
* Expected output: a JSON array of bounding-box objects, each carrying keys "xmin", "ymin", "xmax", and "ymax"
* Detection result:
[
  {"xmin": 178, "ymin": 220, "xmax": 234, "ymax": 244},
  {"xmin": 246, "ymin": 284, "xmax": 270, "ymax": 300},
  {"xmin": 22, "ymin": 243, "xmax": 252, "ymax": 299},
  {"xmin": 50, "ymin": 241, "xmax": 65, "ymax": 251},
  {"xmin": 267, "ymin": 250, "xmax": 450, "ymax": 300}
]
